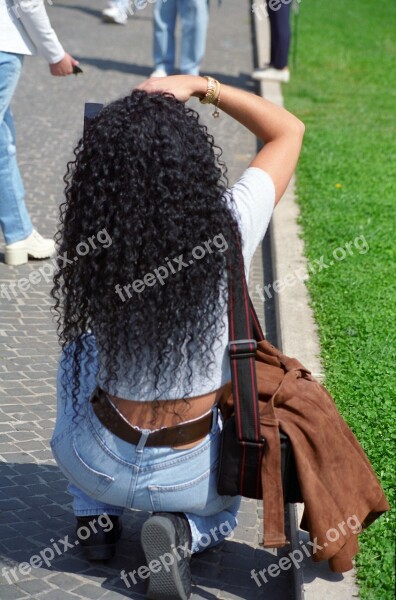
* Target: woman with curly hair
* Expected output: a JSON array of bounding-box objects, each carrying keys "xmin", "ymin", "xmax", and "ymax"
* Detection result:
[{"xmin": 51, "ymin": 75, "xmax": 304, "ymax": 600}]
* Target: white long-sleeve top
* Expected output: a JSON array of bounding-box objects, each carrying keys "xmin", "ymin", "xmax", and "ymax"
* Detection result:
[{"xmin": 0, "ymin": 0, "xmax": 64, "ymax": 64}]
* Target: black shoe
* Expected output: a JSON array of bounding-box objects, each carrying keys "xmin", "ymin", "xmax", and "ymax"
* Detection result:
[
  {"xmin": 141, "ymin": 512, "xmax": 192, "ymax": 600},
  {"xmin": 75, "ymin": 515, "xmax": 122, "ymax": 561}
]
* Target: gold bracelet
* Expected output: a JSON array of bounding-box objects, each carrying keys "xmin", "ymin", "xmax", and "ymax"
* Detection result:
[{"xmin": 200, "ymin": 76, "xmax": 220, "ymax": 105}]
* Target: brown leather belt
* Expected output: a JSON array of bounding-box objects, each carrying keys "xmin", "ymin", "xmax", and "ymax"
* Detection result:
[{"xmin": 90, "ymin": 388, "xmax": 215, "ymax": 447}]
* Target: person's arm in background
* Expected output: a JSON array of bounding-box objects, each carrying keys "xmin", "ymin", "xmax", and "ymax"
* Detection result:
[
  {"xmin": 137, "ymin": 75, "xmax": 305, "ymax": 205},
  {"xmin": 13, "ymin": 0, "xmax": 79, "ymax": 75}
]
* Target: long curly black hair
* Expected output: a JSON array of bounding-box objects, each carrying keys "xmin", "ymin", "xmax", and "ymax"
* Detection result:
[{"xmin": 52, "ymin": 90, "xmax": 242, "ymax": 419}]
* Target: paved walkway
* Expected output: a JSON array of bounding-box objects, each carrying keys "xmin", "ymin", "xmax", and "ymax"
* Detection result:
[{"xmin": 0, "ymin": 1, "xmax": 294, "ymax": 599}]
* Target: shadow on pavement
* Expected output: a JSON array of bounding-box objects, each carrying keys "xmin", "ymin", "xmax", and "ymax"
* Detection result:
[
  {"xmin": 55, "ymin": 3, "xmax": 104, "ymax": 19},
  {"xmin": 56, "ymin": 2, "xmax": 152, "ymax": 22},
  {"xmin": 69, "ymin": 56, "xmax": 257, "ymax": 92},
  {"xmin": 298, "ymin": 530, "xmax": 345, "ymax": 584}
]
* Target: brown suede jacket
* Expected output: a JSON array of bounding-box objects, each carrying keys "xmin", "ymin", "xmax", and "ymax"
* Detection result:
[{"xmin": 220, "ymin": 340, "xmax": 390, "ymax": 573}]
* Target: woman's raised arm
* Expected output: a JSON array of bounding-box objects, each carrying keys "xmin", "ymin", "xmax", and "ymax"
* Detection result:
[{"xmin": 136, "ymin": 74, "xmax": 305, "ymax": 205}]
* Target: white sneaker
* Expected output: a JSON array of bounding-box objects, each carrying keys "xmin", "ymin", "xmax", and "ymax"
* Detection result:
[
  {"xmin": 102, "ymin": 7, "xmax": 128, "ymax": 24},
  {"xmin": 252, "ymin": 67, "xmax": 290, "ymax": 83},
  {"xmin": 150, "ymin": 68, "xmax": 168, "ymax": 78},
  {"xmin": 5, "ymin": 229, "xmax": 56, "ymax": 266}
]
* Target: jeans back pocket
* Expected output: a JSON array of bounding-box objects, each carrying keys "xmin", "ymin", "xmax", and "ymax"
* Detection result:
[{"xmin": 51, "ymin": 429, "xmax": 114, "ymax": 500}]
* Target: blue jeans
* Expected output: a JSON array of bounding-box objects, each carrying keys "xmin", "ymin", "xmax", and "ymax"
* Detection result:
[
  {"xmin": 0, "ymin": 51, "xmax": 33, "ymax": 244},
  {"xmin": 153, "ymin": 0, "xmax": 209, "ymax": 75},
  {"xmin": 50, "ymin": 335, "xmax": 241, "ymax": 554}
]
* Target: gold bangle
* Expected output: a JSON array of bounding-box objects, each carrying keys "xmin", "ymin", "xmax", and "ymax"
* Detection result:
[{"xmin": 200, "ymin": 76, "xmax": 220, "ymax": 105}]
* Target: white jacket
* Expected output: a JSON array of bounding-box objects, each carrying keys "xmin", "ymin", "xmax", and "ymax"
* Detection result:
[{"xmin": 0, "ymin": 0, "xmax": 64, "ymax": 64}]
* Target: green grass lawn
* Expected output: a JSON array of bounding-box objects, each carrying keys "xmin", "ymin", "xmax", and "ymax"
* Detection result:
[{"xmin": 284, "ymin": 1, "xmax": 396, "ymax": 597}]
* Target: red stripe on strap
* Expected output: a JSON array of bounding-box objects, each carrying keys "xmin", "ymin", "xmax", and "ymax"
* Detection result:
[
  {"xmin": 231, "ymin": 345, "xmax": 243, "ymax": 440},
  {"xmin": 229, "ymin": 273, "xmax": 235, "ymax": 341},
  {"xmin": 240, "ymin": 441, "xmax": 246, "ymax": 491},
  {"xmin": 239, "ymin": 252, "xmax": 252, "ymax": 339}
]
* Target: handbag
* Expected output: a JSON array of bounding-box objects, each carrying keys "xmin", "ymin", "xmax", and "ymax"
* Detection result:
[{"xmin": 217, "ymin": 240, "xmax": 302, "ymax": 505}]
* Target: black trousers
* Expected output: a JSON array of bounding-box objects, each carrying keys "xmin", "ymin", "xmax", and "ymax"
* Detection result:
[{"xmin": 266, "ymin": 0, "xmax": 292, "ymax": 69}]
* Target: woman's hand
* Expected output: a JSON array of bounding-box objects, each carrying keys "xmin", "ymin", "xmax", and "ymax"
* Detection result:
[{"xmin": 135, "ymin": 75, "xmax": 206, "ymax": 103}]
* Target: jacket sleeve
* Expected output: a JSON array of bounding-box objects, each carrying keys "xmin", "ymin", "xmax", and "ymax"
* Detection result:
[{"xmin": 15, "ymin": 0, "xmax": 65, "ymax": 64}]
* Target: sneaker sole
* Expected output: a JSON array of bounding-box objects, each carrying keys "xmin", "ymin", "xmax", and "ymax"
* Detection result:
[{"xmin": 141, "ymin": 516, "xmax": 190, "ymax": 600}]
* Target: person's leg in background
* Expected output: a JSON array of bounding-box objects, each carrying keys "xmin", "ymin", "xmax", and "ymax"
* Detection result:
[
  {"xmin": 179, "ymin": 0, "xmax": 209, "ymax": 75},
  {"xmin": 152, "ymin": 0, "xmax": 178, "ymax": 76},
  {"xmin": 0, "ymin": 53, "xmax": 32, "ymax": 245},
  {"xmin": 0, "ymin": 51, "xmax": 56, "ymax": 265},
  {"xmin": 252, "ymin": 0, "xmax": 292, "ymax": 82},
  {"xmin": 268, "ymin": 0, "xmax": 291, "ymax": 70}
]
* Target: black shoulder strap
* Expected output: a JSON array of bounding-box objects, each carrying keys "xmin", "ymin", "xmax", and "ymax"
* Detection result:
[{"xmin": 228, "ymin": 239, "xmax": 264, "ymax": 445}]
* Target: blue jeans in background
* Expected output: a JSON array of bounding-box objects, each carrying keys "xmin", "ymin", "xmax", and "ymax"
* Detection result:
[
  {"xmin": 51, "ymin": 335, "xmax": 241, "ymax": 554},
  {"xmin": 0, "ymin": 51, "xmax": 33, "ymax": 244},
  {"xmin": 153, "ymin": 0, "xmax": 209, "ymax": 75}
]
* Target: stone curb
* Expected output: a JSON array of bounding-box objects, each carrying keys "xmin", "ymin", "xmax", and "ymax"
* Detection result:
[{"xmin": 252, "ymin": 2, "xmax": 360, "ymax": 599}]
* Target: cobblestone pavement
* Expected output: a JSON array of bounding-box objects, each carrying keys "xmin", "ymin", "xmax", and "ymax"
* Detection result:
[{"xmin": 0, "ymin": 1, "xmax": 294, "ymax": 598}]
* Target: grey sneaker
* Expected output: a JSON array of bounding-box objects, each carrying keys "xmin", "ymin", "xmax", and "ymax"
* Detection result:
[{"xmin": 141, "ymin": 512, "xmax": 192, "ymax": 600}]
